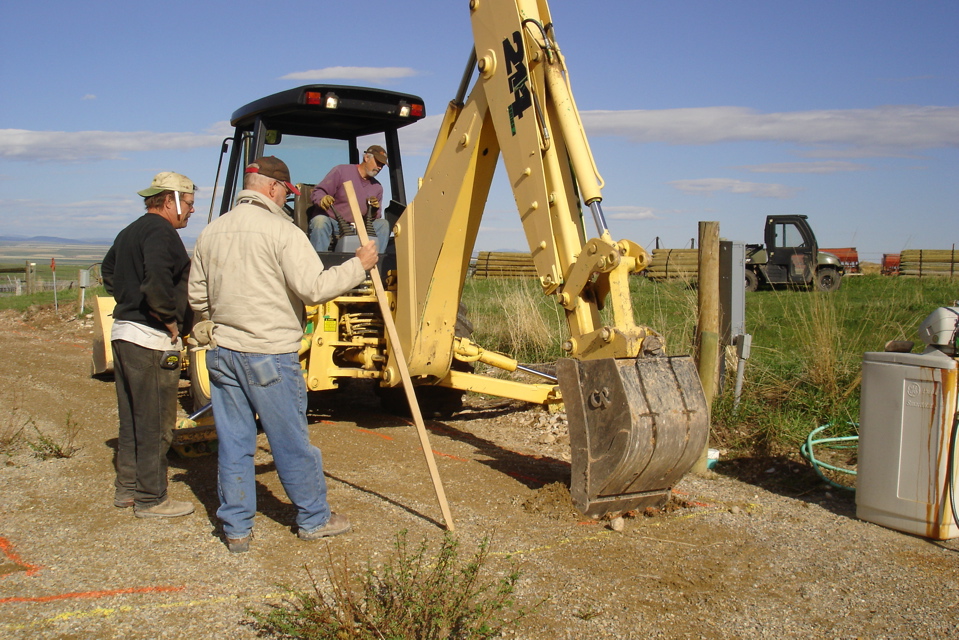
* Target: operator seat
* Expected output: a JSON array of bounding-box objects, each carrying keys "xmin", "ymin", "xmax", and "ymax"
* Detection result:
[{"xmin": 292, "ymin": 183, "xmax": 314, "ymax": 236}]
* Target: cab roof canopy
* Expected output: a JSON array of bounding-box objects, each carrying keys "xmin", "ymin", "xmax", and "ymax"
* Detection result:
[{"xmin": 230, "ymin": 85, "xmax": 426, "ymax": 140}]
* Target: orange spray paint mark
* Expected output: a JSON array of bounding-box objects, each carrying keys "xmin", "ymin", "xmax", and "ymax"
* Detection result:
[
  {"xmin": 0, "ymin": 585, "xmax": 185, "ymax": 604},
  {"xmin": 0, "ymin": 537, "xmax": 42, "ymax": 578},
  {"xmin": 355, "ymin": 428, "xmax": 394, "ymax": 441}
]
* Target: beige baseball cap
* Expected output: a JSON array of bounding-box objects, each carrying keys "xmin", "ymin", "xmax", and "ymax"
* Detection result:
[{"xmin": 138, "ymin": 172, "xmax": 197, "ymax": 197}]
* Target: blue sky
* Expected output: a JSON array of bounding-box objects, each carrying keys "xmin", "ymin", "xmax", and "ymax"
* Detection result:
[{"xmin": 2, "ymin": 0, "xmax": 957, "ymax": 263}]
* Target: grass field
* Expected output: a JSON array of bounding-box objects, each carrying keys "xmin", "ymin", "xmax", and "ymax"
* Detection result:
[
  {"xmin": 0, "ymin": 240, "xmax": 110, "ymax": 268},
  {"xmin": 463, "ymin": 274, "xmax": 959, "ymax": 453},
  {"xmin": 0, "ymin": 242, "xmax": 107, "ymax": 306},
  {"xmin": 3, "ymin": 266, "xmax": 956, "ymax": 453}
]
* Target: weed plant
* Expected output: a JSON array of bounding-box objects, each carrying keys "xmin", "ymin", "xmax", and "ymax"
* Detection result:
[
  {"xmin": 1, "ymin": 392, "xmax": 30, "ymax": 457},
  {"xmin": 250, "ymin": 531, "xmax": 536, "ymax": 639},
  {"xmin": 27, "ymin": 412, "xmax": 81, "ymax": 460}
]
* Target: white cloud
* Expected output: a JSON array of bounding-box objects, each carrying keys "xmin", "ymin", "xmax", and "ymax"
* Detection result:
[
  {"xmin": 81, "ymin": 94, "xmax": 96, "ymax": 101},
  {"xmin": 281, "ymin": 66, "xmax": 420, "ymax": 83},
  {"xmin": 0, "ymin": 129, "xmax": 223, "ymax": 162},
  {"xmin": 5, "ymin": 104, "xmax": 955, "ymax": 167},
  {"xmin": 604, "ymin": 205, "xmax": 658, "ymax": 220},
  {"xmin": 581, "ymin": 105, "xmax": 959, "ymax": 155},
  {"xmin": 0, "ymin": 187, "xmax": 215, "ymax": 240},
  {"xmin": 669, "ymin": 178, "xmax": 800, "ymax": 199},
  {"xmin": 204, "ymin": 121, "xmax": 236, "ymax": 137},
  {"xmin": 738, "ymin": 160, "xmax": 869, "ymax": 174},
  {"xmin": 397, "ymin": 114, "xmax": 444, "ymax": 155},
  {"xmin": 0, "ymin": 196, "xmax": 136, "ymax": 236}
]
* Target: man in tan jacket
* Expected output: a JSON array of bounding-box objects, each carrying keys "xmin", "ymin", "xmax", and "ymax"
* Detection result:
[{"xmin": 189, "ymin": 156, "xmax": 377, "ymax": 553}]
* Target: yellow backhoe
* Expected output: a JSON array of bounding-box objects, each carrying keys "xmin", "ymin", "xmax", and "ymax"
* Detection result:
[{"xmin": 94, "ymin": 0, "xmax": 708, "ymax": 518}]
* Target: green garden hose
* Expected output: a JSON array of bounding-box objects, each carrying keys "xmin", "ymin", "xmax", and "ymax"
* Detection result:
[{"xmin": 799, "ymin": 422, "xmax": 858, "ymax": 492}]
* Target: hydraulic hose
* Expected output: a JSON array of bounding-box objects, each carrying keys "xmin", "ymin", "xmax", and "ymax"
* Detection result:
[
  {"xmin": 803, "ymin": 411, "xmax": 958, "ymax": 529},
  {"xmin": 948, "ymin": 410, "xmax": 959, "ymax": 531},
  {"xmin": 799, "ymin": 422, "xmax": 858, "ymax": 492}
]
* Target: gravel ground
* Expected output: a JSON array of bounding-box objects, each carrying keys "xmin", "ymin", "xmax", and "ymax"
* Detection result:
[{"xmin": 1, "ymin": 305, "xmax": 958, "ymax": 639}]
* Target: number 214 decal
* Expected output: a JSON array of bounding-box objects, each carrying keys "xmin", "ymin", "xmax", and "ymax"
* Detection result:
[{"xmin": 502, "ymin": 31, "xmax": 531, "ymax": 134}]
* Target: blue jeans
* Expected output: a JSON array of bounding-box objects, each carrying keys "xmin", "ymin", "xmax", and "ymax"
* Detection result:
[
  {"xmin": 206, "ymin": 347, "xmax": 331, "ymax": 538},
  {"xmin": 309, "ymin": 215, "xmax": 390, "ymax": 253}
]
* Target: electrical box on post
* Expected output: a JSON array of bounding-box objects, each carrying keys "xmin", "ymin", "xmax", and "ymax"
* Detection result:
[{"xmin": 719, "ymin": 240, "xmax": 745, "ymax": 345}]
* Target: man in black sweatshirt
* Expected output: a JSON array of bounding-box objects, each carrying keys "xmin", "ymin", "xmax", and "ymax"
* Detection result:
[{"xmin": 102, "ymin": 172, "xmax": 196, "ymax": 518}]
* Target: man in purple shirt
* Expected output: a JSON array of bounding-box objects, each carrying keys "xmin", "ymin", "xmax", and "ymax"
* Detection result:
[{"xmin": 309, "ymin": 145, "xmax": 391, "ymax": 253}]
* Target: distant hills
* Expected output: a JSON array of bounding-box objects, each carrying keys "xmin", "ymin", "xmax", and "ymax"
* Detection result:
[{"xmin": 0, "ymin": 235, "xmax": 114, "ymax": 245}]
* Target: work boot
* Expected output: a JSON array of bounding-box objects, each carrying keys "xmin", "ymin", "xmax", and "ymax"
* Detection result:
[
  {"xmin": 134, "ymin": 498, "xmax": 195, "ymax": 519},
  {"xmin": 297, "ymin": 513, "xmax": 351, "ymax": 540},
  {"xmin": 226, "ymin": 533, "xmax": 252, "ymax": 554}
]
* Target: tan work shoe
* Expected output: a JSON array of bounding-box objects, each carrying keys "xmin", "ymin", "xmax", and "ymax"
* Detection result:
[
  {"xmin": 227, "ymin": 534, "xmax": 252, "ymax": 553},
  {"xmin": 134, "ymin": 498, "xmax": 195, "ymax": 519},
  {"xmin": 297, "ymin": 513, "xmax": 351, "ymax": 540}
]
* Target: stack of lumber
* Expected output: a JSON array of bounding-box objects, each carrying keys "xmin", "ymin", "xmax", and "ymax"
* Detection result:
[
  {"xmin": 899, "ymin": 249, "xmax": 959, "ymax": 278},
  {"xmin": 644, "ymin": 249, "xmax": 698, "ymax": 281},
  {"xmin": 471, "ymin": 251, "xmax": 537, "ymax": 279}
]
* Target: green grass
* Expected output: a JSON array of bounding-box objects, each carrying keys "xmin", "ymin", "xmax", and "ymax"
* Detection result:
[
  {"xmin": 462, "ymin": 274, "xmax": 959, "ymax": 453},
  {"xmin": 712, "ymin": 275, "xmax": 958, "ymax": 452},
  {"xmin": 0, "ymin": 261, "xmax": 101, "ymax": 279},
  {"xmin": 463, "ymin": 278, "xmax": 567, "ymax": 364},
  {"xmin": 0, "ymin": 284, "xmax": 106, "ymax": 313}
]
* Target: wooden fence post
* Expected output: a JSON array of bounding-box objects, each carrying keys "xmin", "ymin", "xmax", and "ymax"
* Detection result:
[
  {"xmin": 693, "ymin": 221, "xmax": 720, "ymax": 473},
  {"xmin": 25, "ymin": 261, "xmax": 36, "ymax": 295}
]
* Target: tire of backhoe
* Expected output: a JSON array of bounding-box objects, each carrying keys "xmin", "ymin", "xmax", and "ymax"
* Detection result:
[
  {"xmin": 815, "ymin": 267, "xmax": 842, "ymax": 292},
  {"xmin": 744, "ymin": 269, "xmax": 759, "ymax": 292},
  {"xmin": 376, "ymin": 303, "xmax": 473, "ymax": 420},
  {"xmin": 188, "ymin": 349, "xmax": 212, "ymax": 412}
]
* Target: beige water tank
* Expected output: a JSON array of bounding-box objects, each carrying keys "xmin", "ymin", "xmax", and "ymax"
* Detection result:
[{"xmin": 856, "ymin": 350, "xmax": 958, "ymax": 540}]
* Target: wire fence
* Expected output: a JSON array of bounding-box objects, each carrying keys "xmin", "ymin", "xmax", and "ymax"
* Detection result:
[
  {"xmin": 0, "ymin": 277, "xmax": 80, "ymax": 296},
  {"xmin": 0, "ymin": 263, "xmax": 100, "ymax": 297}
]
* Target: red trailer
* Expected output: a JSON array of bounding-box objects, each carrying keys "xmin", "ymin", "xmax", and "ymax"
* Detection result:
[
  {"xmin": 882, "ymin": 253, "xmax": 901, "ymax": 276},
  {"xmin": 820, "ymin": 247, "xmax": 860, "ymax": 275}
]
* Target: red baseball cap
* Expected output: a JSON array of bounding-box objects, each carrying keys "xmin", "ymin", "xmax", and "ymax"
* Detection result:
[{"xmin": 245, "ymin": 156, "xmax": 300, "ymax": 195}]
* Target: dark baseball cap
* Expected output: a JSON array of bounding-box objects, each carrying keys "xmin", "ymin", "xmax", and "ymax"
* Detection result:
[
  {"xmin": 244, "ymin": 156, "xmax": 300, "ymax": 195},
  {"xmin": 364, "ymin": 145, "xmax": 388, "ymax": 166}
]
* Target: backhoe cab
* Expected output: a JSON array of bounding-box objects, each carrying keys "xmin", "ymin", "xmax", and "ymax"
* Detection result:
[{"xmin": 143, "ymin": 0, "xmax": 710, "ymax": 519}]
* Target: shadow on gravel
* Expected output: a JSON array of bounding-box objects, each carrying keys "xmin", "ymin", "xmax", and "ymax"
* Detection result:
[
  {"xmin": 423, "ymin": 419, "xmax": 571, "ymax": 491},
  {"xmin": 324, "ymin": 471, "xmax": 447, "ymax": 529},
  {"xmin": 167, "ymin": 447, "xmax": 325, "ymax": 533},
  {"xmin": 306, "ymin": 384, "xmax": 571, "ymax": 491},
  {"xmin": 712, "ymin": 455, "xmax": 856, "ymax": 519}
]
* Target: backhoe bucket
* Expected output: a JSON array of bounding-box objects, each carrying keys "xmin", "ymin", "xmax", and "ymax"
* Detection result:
[{"xmin": 557, "ymin": 355, "xmax": 709, "ymax": 518}]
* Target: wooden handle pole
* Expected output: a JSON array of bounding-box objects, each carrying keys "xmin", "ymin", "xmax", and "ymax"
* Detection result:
[{"xmin": 343, "ymin": 181, "xmax": 455, "ymax": 531}]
